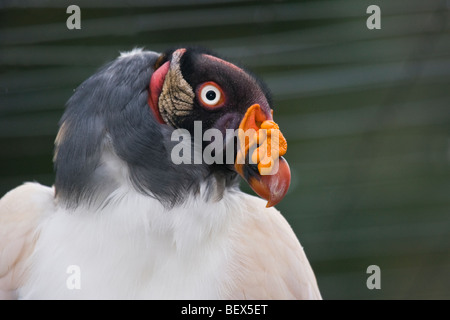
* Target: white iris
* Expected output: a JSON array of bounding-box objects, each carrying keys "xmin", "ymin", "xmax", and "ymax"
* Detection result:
[{"xmin": 200, "ymin": 85, "xmax": 221, "ymax": 106}]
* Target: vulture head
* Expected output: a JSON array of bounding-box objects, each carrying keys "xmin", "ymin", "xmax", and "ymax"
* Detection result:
[{"xmin": 54, "ymin": 47, "xmax": 291, "ymax": 209}]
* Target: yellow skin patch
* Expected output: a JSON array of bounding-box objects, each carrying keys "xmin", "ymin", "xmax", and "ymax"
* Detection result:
[
  {"xmin": 251, "ymin": 120, "xmax": 287, "ymax": 175},
  {"xmin": 236, "ymin": 104, "xmax": 287, "ymax": 176}
]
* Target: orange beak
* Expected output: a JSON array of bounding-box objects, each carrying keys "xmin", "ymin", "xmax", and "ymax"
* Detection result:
[{"xmin": 235, "ymin": 104, "xmax": 291, "ymax": 208}]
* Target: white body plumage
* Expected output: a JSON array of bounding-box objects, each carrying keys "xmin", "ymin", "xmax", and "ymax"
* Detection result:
[{"xmin": 1, "ymin": 180, "xmax": 321, "ymax": 299}]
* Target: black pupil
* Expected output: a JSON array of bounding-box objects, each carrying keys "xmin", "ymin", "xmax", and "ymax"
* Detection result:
[{"xmin": 206, "ymin": 90, "xmax": 216, "ymax": 101}]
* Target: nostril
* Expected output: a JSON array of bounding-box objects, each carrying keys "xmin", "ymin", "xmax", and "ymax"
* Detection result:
[
  {"xmin": 213, "ymin": 112, "xmax": 241, "ymax": 135},
  {"xmin": 224, "ymin": 118, "xmax": 232, "ymax": 128}
]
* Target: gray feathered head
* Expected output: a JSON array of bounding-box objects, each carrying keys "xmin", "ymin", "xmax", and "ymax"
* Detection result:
[{"xmin": 54, "ymin": 47, "xmax": 291, "ymax": 209}]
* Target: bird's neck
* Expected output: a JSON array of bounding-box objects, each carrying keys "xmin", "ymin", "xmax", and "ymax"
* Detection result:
[{"xmin": 55, "ymin": 137, "xmax": 239, "ymax": 210}]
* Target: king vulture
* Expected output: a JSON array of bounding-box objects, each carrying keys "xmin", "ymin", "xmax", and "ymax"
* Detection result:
[{"xmin": 0, "ymin": 47, "xmax": 321, "ymax": 299}]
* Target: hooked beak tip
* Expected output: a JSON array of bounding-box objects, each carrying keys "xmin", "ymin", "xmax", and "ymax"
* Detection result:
[{"xmin": 237, "ymin": 157, "xmax": 291, "ymax": 208}]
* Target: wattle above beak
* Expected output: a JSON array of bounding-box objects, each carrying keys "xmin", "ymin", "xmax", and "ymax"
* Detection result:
[{"xmin": 234, "ymin": 104, "xmax": 291, "ymax": 208}]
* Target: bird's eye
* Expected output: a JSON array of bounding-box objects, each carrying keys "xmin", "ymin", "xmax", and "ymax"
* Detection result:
[{"xmin": 197, "ymin": 82, "xmax": 225, "ymax": 109}]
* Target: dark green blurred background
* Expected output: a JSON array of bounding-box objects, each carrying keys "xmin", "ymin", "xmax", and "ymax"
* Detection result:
[{"xmin": 1, "ymin": 0, "xmax": 449, "ymax": 299}]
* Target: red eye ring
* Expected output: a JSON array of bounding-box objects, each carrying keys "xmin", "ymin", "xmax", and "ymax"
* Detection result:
[{"xmin": 197, "ymin": 82, "xmax": 226, "ymax": 109}]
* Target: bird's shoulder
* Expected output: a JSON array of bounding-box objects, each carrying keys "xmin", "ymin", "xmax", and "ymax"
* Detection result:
[
  {"xmin": 228, "ymin": 193, "xmax": 322, "ymax": 300},
  {"xmin": 0, "ymin": 182, "xmax": 55, "ymax": 299}
]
